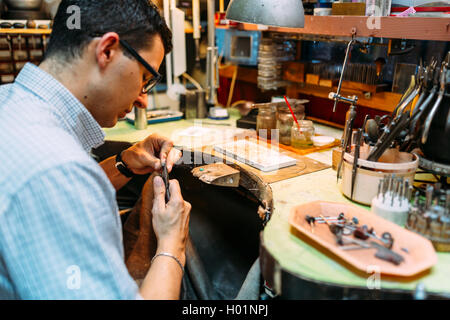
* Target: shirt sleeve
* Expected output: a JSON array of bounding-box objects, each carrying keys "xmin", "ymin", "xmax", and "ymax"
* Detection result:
[{"xmin": 0, "ymin": 160, "xmax": 140, "ymax": 299}]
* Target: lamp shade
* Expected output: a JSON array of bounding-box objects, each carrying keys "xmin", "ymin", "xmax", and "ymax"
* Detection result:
[{"xmin": 225, "ymin": 0, "xmax": 305, "ymax": 28}]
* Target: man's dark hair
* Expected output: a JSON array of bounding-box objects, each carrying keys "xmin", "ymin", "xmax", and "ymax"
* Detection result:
[{"xmin": 44, "ymin": 0, "xmax": 172, "ymax": 62}]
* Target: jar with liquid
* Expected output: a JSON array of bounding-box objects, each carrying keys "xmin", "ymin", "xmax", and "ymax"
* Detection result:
[
  {"xmin": 256, "ymin": 104, "xmax": 277, "ymax": 140},
  {"xmin": 277, "ymin": 104, "xmax": 305, "ymax": 145},
  {"xmin": 291, "ymin": 120, "xmax": 315, "ymax": 148}
]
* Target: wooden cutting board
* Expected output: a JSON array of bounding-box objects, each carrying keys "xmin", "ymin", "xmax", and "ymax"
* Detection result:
[{"xmin": 289, "ymin": 201, "xmax": 438, "ymax": 277}]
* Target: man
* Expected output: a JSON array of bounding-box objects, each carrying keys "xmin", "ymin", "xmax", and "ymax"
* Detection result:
[{"xmin": 0, "ymin": 0, "xmax": 190, "ymax": 299}]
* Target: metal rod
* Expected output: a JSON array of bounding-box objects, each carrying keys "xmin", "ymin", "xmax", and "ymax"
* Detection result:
[
  {"xmin": 206, "ymin": 0, "xmax": 217, "ymax": 106},
  {"xmin": 332, "ymin": 39, "xmax": 356, "ymax": 112}
]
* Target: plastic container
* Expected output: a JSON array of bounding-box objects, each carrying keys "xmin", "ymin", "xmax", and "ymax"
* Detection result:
[{"xmin": 340, "ymin": 152, "xmax": 419, "ymax": 205}]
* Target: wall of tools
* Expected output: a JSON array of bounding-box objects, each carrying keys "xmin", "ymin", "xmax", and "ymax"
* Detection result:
[{"xmin": 0, "ymin": 32, "xmax": 47, "ymax": 84}]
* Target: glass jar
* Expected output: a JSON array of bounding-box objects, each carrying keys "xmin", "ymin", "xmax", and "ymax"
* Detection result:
[
  {"xmin": 291, "ymin": 120, "xmax": 315, "ymax": 148},
  {"xmin": 256, "ymin": 104, "xmax": 277, "ymax": 140},
  {"xmin": 277, "ymin": 104, "xmax": 305, "ymax": 145}
]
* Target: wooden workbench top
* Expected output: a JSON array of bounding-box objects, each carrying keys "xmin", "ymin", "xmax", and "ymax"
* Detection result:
[{"xmin": 104, "ymin": 111, "xmax": 450, "ymax": 297}]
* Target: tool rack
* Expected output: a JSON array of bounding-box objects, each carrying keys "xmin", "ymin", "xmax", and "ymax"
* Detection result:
[{"xmin": 0, "ymin": 29, "xmax": 51, "ymax": 84}]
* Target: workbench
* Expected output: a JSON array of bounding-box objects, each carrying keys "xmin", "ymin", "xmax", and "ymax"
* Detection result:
[{"xmin": 104, "ymin": 111, "xmax": 450, "ymax": 299}]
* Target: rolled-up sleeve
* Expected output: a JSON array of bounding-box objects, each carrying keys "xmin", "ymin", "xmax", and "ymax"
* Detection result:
[{"xmin": 0, "ymin": 160, "xmax": 139, "ymax": 299}]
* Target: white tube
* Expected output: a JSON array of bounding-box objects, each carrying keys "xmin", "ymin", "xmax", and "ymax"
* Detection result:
[
  {"xmin": 207, "ymin": 0, "xmax": 215, "ymax": 48},
  {"xmin": 163, "ymin": 0, "xmax": 173, "ymax": 89},
  {"xmin": 192, "ymin": 0, "xmax": 200, "ymax": 40}
]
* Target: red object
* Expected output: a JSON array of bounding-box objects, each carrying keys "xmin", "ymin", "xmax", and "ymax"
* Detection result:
[
  {"xmin": 284, "ymin": 96, "xmax": 301, "ymax": 130},
  {"xmin": 215, "ymin": 12, "xmax": 239, "ymax": 26},
  {"xmin": 390, "ymin": 6, "xmax": 450, "ymax": 12}
]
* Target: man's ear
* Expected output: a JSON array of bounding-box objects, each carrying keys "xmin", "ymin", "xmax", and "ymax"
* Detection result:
[{"xmin": 95, "ymin": 32, "xmax": 121, "ymax": 69}]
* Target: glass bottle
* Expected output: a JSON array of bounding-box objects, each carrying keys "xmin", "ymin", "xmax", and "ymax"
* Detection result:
[
  {"xmin": 256, "ymin": 104, "xmax": 277, "ymax": 140},
  {"xmin": 291, "ymin": 120, "xmax": 315, "ymax": 148},
  {"xmin": 277, "ymin": 104, "xmax": 305, "ymax": 145}
]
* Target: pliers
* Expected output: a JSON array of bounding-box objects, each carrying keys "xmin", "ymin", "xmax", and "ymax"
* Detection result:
[{"xmin": 161, "ymin": 162, "xmax": 171, "ymax": 203}]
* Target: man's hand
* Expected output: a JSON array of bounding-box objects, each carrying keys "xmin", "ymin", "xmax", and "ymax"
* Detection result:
[
  {"xmin": 151, "ymin": 176, "xmax": 191, "ymax": 265},
  {"xmin": 121, "ymin": 134, "xmax": 182, "ymax": 175}
]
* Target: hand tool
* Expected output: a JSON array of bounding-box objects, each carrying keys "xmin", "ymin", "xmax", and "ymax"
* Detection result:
[
  {"xmin": 305, "ymin": 215, "xmax": 315, "ymax": 233},
  {"xmin": 350, "ymin": 129, "xmax": 363, "ymax": 200},
  {"xmin": 391, "ymin": 177, "xmax": 398, "ymax": 206},
  {"xmin": 425, "ymin": 185, "xmax": 434, "ymax": 211},
  {"xmin": 399, "ymin": 178, "xmax": 405, "ymax": 206},
  {"xmin": 353, "ymin": 224, "xmax": 394, "ymax": 249},
  {"xmin": 340, "ymin": 236, "xmax": 371, "ymax": 250},
  {"xmin": 421, "ymin": 57, "xmax": 448, "ymax": 145},
  {"xmin": 367, "ymin": 110, "xmax": 410, "ymax": 162},
  {"xmin": 161, "ymin": 161, "xmax": 171, "ymax": 203},
  {"xmin": 336, "ymin": 120, "xmax": 350, "ymax": 182},
  {"xmin": 320, "ymin": 214, "xmax": 344, "ymax": 245},
  {"xmin": 339, "ymin": 236, "xmax": 403, "ymax": 265},
  {"xmin": 337, "ymin": 103, "xmax": 357, "ymax": 182},
  {"xmin": 370, "ymin": 241, "xmax": 404, "ymax": 265}
]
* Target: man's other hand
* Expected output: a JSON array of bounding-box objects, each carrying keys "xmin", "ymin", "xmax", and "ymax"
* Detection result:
[
  {"xmin": 121, "ymin": 134, "xmax": 182, "ymax": 175},
  {"xmin": 151, "ymin": 176, "xmax": 191, "ymax": 265}
]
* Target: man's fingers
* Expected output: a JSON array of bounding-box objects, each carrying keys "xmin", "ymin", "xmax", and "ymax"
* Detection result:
[
  {"xmin": 159, "ymin": 140, "xmax": 174, "ymax": 165},
  {"xmin": 167, "ymin": 179, "xmax": 183, "ymax": 204},
  {"xmin": 141, "ymin": 152, "xmax": 161, "ymax": 171},
  {"xmin": 166, "ymin": 148, "xmax": 182, "ymax": 172},
  {"xmin": 152, "ymin": 176, "xmax": 166, "ymax": 212}
]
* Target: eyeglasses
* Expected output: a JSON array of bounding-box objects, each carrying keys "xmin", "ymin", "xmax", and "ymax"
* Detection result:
[
  {"xmin": 119, "ymin": 39, "xmax": 162, "ymax": 94},
  {"xmin": 90, "ymin": 34, "xmax": 162, "ymax": 94}
]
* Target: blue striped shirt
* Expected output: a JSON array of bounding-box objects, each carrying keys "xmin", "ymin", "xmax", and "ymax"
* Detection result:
[{"xmin": 0, "ymin": 63, "xmax": 140, "ymax": 299}]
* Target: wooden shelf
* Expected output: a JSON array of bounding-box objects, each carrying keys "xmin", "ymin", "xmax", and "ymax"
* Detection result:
[
  {"xmin": 286, "ymin": 83, "xmax": 402, "ymax": 113},
  {"xmin": 219, "ymin": 64, "xmax": 402, "ymax": 112},
  {"xmin": 217, "ymin": 16, "xmax": 450, "ymax": 41},
  {"xmin": 219, "ymin": 64, "xmax": 258, "ymax": 84},
  {"xmin": 0, "ymin": 29, "xmax": 51, "ymax": 35}
]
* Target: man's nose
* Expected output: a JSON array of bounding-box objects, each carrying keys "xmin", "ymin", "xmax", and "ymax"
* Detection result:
[{"xmin": 134, "ymin": 92, "xmax": 148, "ymax": 109}]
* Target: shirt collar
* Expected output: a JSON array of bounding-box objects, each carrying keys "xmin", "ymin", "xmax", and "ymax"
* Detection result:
[{"xmin": 15, "ymin": 63, "xmax": 105, "ymax": 152}]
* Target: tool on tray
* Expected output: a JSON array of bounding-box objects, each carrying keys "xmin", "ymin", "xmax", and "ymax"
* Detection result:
[{"xmin": 305, "ymin": 212, "xmax": 402, "ymax": 265}]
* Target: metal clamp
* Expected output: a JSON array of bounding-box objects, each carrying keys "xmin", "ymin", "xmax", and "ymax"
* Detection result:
[{"xmin": 330, "ymin": 36, "xmax": 358, "ymax": 112}]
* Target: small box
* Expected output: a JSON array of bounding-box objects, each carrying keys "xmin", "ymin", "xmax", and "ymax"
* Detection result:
[
  {"xmin": 319, "ymin": 79, "xmax": 338, "ymax": 88},
  {"xmin": 283, "ymin": 61, "xmax": 305, "ymax": 83},
  {"xmin": 332, "ymin": 2, "xmax": 366, "ymax": 15},
  {"xmin": 306, "ymin": 73, "xmax": 320, "ymax": 85}
]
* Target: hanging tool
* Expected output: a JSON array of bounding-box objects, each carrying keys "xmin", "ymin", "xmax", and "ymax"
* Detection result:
[
  {"xmin": 350, "ymin": 129, "xmax": 363, "ymax": 200},
  {"xmin": 329, "ymin": 36, "xmax": 358, "ymax": 113},
  {"xmin": 421, "ymin": 56, "xmax": 448, "ymax": 145}
]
